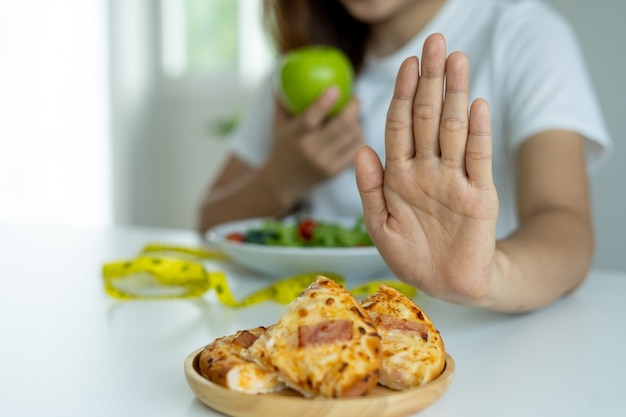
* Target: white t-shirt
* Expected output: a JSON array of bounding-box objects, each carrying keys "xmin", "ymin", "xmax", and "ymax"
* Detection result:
[{"xmin": 230, "ymin": 0, "xmax": 612, "ymax": 238}]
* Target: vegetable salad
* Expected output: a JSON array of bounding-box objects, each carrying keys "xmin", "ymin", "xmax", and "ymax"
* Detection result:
[{"xmin": 226, "ymin": 217, "xmax": 373, "ymax": 248}]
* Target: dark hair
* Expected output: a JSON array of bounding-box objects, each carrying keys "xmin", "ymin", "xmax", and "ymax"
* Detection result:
[{"xmin": 263, "ymin": 0, "xmax": 369, "ymax": 73}]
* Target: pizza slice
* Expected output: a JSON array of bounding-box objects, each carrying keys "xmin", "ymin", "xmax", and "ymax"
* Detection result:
[
  {"xmin": 197, "ymin": 326, "xmax": 285, "ymax": 394},
  {"xmin": 244, "ymin": 276, "xmax": 382, "ymax": 398},
  {"xmin": 361, "ymin": 284, "xmax": 446, "ymax": 390}
]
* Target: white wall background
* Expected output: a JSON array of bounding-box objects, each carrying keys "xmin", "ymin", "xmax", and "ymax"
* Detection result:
[
  {"xmin": 544, "ymin": 0, "xmax": 626, "ymax": 272},
  {"xmin": 0, "ymin": 0, "xmax": 112, "ymax": 228},
  {"xmin": 108, "ymin": 0, "xmax": 244, "ymax": 230}
]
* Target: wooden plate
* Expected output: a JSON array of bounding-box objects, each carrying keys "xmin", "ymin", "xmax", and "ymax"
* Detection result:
[{"xmin": 184, "ymin": 347, "xmax": 455, "ymax": 417}]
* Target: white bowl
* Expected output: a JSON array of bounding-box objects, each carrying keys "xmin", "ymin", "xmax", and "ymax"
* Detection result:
[{"xmin": 205, "ymin": 218, "xmax": 390, "ymax": 279}]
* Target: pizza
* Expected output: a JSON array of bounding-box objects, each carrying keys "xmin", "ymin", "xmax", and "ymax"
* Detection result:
[
  {"xmin": 197, "ymin": 326, "xmax": 285, "ymax": 394},
  {"xmin": 361, "ymin": 284, "xmax": 446, "ymax": 390},
  {"xmin": 244, "ymin": 276, "xmax": 382, "ymax": 398},
  {"xmin": 196, "ymin": 277, "xmax": 447, "ymax": 397}
]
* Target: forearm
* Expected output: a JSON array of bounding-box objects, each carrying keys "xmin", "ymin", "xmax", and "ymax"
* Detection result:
[
  {"xmin": 196, "ymin": 166, "xmax": 300, "ymax": 235},
  {"xmin": 487, "ymin": 207, "xmax": 594, "ymax": 312}
]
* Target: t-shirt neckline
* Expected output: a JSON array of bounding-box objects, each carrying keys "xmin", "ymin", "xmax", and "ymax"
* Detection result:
[{"xmin": 363, "ymin": 0, "xmax": 462, "ymax": 78}]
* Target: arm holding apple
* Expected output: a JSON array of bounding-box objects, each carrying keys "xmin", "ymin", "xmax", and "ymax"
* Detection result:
[
  {"xmin": 197, "ymin": 84, "xmax": 364, "ymax": 233},
  {"xmin": 263, "ymin": 87, "xmax": 364, "ymax": 206},
  {"xmin": 197, "ymin": 46, "xmax": 363, "ymax": 232},
  {"xmin": 355, "ymin": 34, "xmax": 594, "ymax": 312}
]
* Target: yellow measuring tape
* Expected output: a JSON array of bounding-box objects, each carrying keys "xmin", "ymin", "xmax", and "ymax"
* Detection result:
[{"xmin": 102, "ymin": 243, "xmax": 416, "ymax": 307}]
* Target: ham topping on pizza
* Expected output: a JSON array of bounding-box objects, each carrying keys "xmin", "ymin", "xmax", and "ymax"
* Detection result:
[
  {"xmin": 298, "ymin": 319, "xmax": 353, "ymax": 347},
  {"xmin": 375, "ymin": 315, "xmax": 430, "ymax": 340},
  {"xmin": 232, "ymin": 329, "xmax": 259, "ymax": 347}
]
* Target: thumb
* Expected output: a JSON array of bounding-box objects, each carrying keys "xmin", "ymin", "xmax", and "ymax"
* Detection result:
[
  {"xmin": 296, "ymin": 86, "xmax": 340, "ymax": 129},
  {"xmin": 355, "ymin": 146, "xmax": 388, "ymax": 220}
]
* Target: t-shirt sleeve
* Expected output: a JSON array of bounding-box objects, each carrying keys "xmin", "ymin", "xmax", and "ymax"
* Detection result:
[
  {"xmin": 228, "ymin": 78, "xmax": 275, "ymax": 167},
  {"xmin": 495, "ymin": 2, "xmax": 612, "ymax": 173}
]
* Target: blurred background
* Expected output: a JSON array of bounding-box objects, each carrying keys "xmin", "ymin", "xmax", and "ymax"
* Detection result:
[{"xmin": 0, "ymin": 0, "xmax": 624, "ymax": 271}]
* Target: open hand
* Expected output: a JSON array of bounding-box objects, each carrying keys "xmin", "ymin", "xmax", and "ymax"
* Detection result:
[{"xmin": 355, "ymin": 34, "xmax": 500, "ymax": 306}]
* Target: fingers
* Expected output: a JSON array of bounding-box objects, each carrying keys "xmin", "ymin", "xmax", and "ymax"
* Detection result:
[
  {"xmin": 466, "ymin": 99, "xmax": 493, "ymax": 188},
  {"xmin": 385, "ymin": 56, "xmax": 419, "ymax": 162},
  {"xmin": 355, "ymin": 146, "xmax": 387, "ymax": 220},
  {"xmin": 276, "ymin": 86, "xmax": 348, "ymax": 160},
  {"xmin": 319, "ymin": 97, "xmax": 361, "ymax": 148},
  {"xmin": 316, "ymin": 98, "xmax": 364, "ymax": 169},
  {"xmin": 386, "ymin": 34, "xmax": 477, "ymax": 173},
  {"xmin": 413, "ymin": 33, "xmax": 447, "ymax": 159},
  {"xmin": 297, "ymin": 86, "xmax": 340, "ymax": 130},
  {"xmin": 439, "ymin": 51, "xmax": 470, "ymax": 169}
]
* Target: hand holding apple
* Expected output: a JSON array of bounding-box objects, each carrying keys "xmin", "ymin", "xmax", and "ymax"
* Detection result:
[{"xmin": 275, "ymin": 46, "xmax": 354, "ymax": 117}]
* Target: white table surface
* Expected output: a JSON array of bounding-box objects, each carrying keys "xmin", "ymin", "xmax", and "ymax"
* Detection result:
[{"xmin": 1, "ymin": 223, "xmax": 625, "ymax": 417}]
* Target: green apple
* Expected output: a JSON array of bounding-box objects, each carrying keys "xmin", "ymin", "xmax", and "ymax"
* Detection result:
[{"xmin": 275, "ymin": 46, "xmax": 354, "ymax": 117}]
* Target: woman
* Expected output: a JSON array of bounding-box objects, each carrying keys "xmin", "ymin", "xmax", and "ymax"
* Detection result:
[{"xmin": 197, "ymin": 0, "xmax": 611, "ymax": 312}]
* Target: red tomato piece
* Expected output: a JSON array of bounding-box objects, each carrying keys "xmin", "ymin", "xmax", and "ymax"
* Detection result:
[
  {"xmin": 226, "ymin": 231, "xmax": 246, "ymax": 242},
  {"xmin": 298, "ymin": 219, "xmax": 316, "ymax": 240}
]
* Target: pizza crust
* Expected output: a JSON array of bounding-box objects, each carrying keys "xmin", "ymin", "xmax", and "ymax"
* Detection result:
[{"xmin": 197, "ymin": 326, "xmax": 284, "ymax": 394}]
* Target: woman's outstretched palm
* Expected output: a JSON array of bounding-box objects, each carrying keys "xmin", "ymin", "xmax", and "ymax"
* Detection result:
[{"xmin": 355, "ymin": 34, "xmax": 499, "ymax": 306}]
